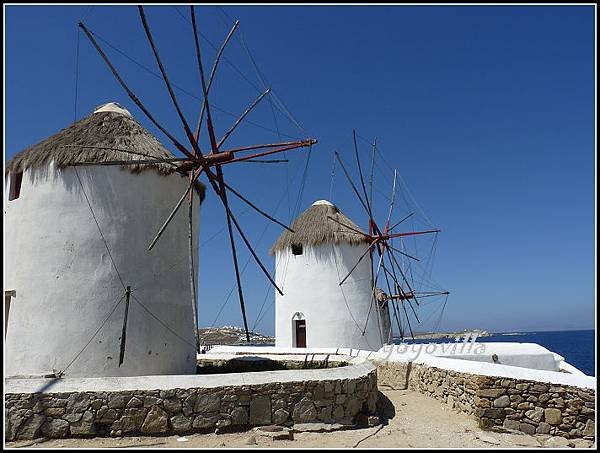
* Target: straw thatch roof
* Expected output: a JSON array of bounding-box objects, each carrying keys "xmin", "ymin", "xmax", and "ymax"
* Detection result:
[
  {"xmin": 6, "ymin": 104, "xmax": 205, "ymax": 201},
  {"xmin": 270, "ymin": 200, "xmax": 367, "ymax": 254}
]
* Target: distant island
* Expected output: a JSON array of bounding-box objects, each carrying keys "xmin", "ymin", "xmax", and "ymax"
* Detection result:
[
  {"xmin": 408, "ymin": 329, "xmax": 492, "ymax": 340},
  {"xmin": 198, "ymin": 326, "xmax": 493, "ymax": 346},
  {"xmin": 198, "ymin": 326, "xmax": 275, "ymax": 346}
]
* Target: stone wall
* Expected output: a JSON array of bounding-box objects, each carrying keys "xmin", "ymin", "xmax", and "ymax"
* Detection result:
[
  {"xmin": 405, "ymin": 362, "xmax": 481, "ymax": 416},
  {"xmin": 376, "ymin": 361, "xmax": 411, "ymax": 390},
  {"xmin": 196, "ymin": 357, "xmax": 348, "ymax": 374},
  {"xmin": 5, "ymin": 371, "xmax": 378, "ymax": 441},
  {"xmin": 376, "ymin": 361, "xmax": 595, "ymax": 440}
]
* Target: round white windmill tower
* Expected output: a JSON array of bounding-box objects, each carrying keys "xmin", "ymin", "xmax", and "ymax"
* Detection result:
[
  {"xmin": 270, "ymin": 200, "xmax": 389, "ymax": 351},
  {"xmin": 4, "ymin": 102, "xmax": 204, "ymax": 378}
]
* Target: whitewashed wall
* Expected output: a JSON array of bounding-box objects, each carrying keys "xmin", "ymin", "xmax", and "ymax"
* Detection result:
[
  {"xmin": 274, "ymin": 242, "xmax": 384, "ymax": 351},
  {"xmin": 4, "ymin": 162, "xmax": 200, "ymax": 378}
]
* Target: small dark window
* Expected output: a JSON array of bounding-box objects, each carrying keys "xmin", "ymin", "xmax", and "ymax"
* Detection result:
[
  {"xmin": 9, "ymin": 172, "xmax": 23, "ymax": 201},
  {"xmin": 291, "ymin": 243, "xmax": 303, "ymax": 256}
]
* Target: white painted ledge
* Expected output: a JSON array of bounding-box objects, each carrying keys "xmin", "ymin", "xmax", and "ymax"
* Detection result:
[
  {"xmin": 377, "ymin": 343, "xmax": 595, "ymax": 390},
  {"xmin": 4, "ymin": 357, "xmax": 375, "ymax": 395},
  {"xmin": 203, "ymin": 345, "xmax": 381, "ymax": 359},
  {"xmin": 207, "ymin": 343, "xmax": 595, "ymax": 391},
  {"xmin": 417, "ymin": 355, "xmax": 596, "ymax": 390},
  {"xmin": 198, "ymin": 352, "xmax": 351, "ymax": 364}
]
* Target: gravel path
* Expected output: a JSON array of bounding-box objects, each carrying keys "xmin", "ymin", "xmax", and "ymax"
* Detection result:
[{"xmin": 6, "ymin": 389, "xmax": 594, "ymax": 449}]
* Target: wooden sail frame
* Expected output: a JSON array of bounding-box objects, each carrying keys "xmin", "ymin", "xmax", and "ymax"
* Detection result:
[
  {"xmin": 331, "ymin": 130, "xmax": 449, "ymax": 342},
  {"xmin": 72, "ymin": 6, "xmax": 317, "ymax": 352}
]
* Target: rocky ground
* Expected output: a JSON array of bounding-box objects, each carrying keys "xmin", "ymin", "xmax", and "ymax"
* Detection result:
[{"xmin": 6, "ymin": 389, "xmax": 594, "ymax": 449}]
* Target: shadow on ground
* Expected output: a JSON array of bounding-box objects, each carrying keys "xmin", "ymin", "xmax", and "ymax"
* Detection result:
[{"xmin": 376, "ymin": 390, "xmax": 396, "ymax": 425}]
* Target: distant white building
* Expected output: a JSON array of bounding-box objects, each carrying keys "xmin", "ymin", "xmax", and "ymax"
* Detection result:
[
  {"xmin": 4, "ymin": 102, "xmax": 204, "ymax": 378},
  {"xmin": 271, "ymin": 200, "xmax": 389, "ymax": 351}
]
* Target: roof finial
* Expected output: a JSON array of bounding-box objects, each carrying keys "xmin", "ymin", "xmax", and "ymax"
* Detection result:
[{"xmin": 93, "ymin": 102, "xmax": 132, "ymax": 117}]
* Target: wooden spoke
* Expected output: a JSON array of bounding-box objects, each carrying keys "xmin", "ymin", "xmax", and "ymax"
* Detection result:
[
  {"xmin": 138, "ymin": 6, "xmax": 201, "ymax": 156},
  {"xmin": 217, "ymin": 89, "xmax": 270, "ymax": 150},
  {"xmin": 61, "ymin": 145, "xmax": 184, "ymax": 163},
  {"xmin": 386, "ymin": 229, "xmax": 440, "ymax": 240},
  {"xmin": 413, "ymin": 291, "xmax": 450, "ymax": 298},
  {"xmin": 389, "ymin": 212, "xmax": 415, "ymax": 231},
  {"xmin": 326, "ymin": 215, "xmax": 369, "ymax": 237},
  {"xmin": 70, "ymin": 158, "xmax": 187, "ymax": 167},
  {"xmin": 381, "ymin": 251, "xmax": 417, "ymax": 324},
  {"xmin": 212, "ymin": 171, "xmax": 251, "ymax": 343},
  {"xmin": 405, "ymin": 298, "xmax": 421, "ymax": 324},
  {"xmin": 219, "ymin": 179, "xmax": 294, "ymax": 233},
  {"xmin": 380, "ymin": 260, "xmax": 402, "ymax": 342},
  {"xmin": 148, "ymin": 168, "xmax": 203, "ymax": 251},
  {"xmin": 338, "ymin": 240, "xmax": 378, "ymax": 286},
  {"xmin": 188, "ymin": 173, "xmax": 199, "ymax": 352},
  {"xmin": 203, "ymin": 167, "xmax": 284, "ymax": 296},
  {"xmin": 194, "ymin": 20, "xmax": 240, "ymax": 142},
  {"xmin": 76, "ymin": 10, "xmax": 321, "ymax": 355},
  {"xmin": 224, "ymin": 199, "xmax": 251, "ymax": 343},
  {"xmin": 224, "ymin": 140, "xmax": 316, "ymax": 165},
  {"xmin": 393, "ymin": 298, "xmax": 405, "ymax": 341},
  {"xmin": 242, "ymin": 159, "xmax": 288, "ymax": 164},
  {"xmin": 190, "ymin": 5, "xmax": 219, "ymax": 153},
  {"xmin": 385, "ymin": 169, "xmax": 398, "ymax": 230},
  {"xmin": 353, "ymin": 130, "xmax": 373, "ymax": 219},
  {"xmin": 387, "ymin": 244, "xmax": 420, "ymax": 262},
  {"xmin": 362, "ymin": 246, "xmax": 386, "ymax": 340},
  {"xmin": 222, "ymin": 140, "xmax": 315, "ymax": 155},
  {"xmin": 78, "ymin": 22, "xmax": 195, "ymax": 160},
  {"xmin": 384, "ymin": 242, "xmax": 420, "ymax": 306},
  {"xmin": 389, "ymin": 299, "xmax": 404, "ymax": 341},
  {"xmin": 369, "ymin": 137, "xmax": 377, "ymax": 215},
  {"xmin": 335, "ymin": 151, "xmax": 370, "ymax": 217},
  {"xmin": 400, "ymin": 299, "xmax": 415, "ymax": 340}
]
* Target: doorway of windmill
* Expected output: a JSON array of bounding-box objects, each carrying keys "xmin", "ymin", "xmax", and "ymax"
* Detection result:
[{"xmin": 295, "ymin": 320, "xmax": 306, "ymax": 348}]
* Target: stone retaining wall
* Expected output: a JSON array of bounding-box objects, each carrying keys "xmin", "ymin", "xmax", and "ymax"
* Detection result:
[
  {"xmin": 376, "ymin": 361, "xmax": 411, "ymax": 390},
  {"xmin": 196, "ymin": 357, "xmax": 348, "ymax": 374},
  {"xmin": 376, "ymin": 361, "xmax": 595, "ymax": 439},
  {"xmin": 6, "ymin": 370, "xmax": 378, "ymax": 441}
]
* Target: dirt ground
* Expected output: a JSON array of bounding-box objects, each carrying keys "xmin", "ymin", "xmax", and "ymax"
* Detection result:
[{"xmin": 5, "ymin": 388, "xmax": 595, "ymax": 449}]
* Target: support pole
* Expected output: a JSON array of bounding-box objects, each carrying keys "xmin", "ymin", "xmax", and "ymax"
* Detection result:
[
  {"xmin": 188, "ymin": 172, "xmax": 200, "ymax": 352},
  {"xmin": 118, "ymin": 286, "xmax": 131, "ymax": 367}
]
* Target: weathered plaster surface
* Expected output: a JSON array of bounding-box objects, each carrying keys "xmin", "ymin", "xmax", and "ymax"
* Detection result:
[
  {"xmin": 5, "ymin": 162, "xmax": 200, "ymax": 378},
  {"xmin": 274, "ymin": 242, "xmax": 385, "ymax": 351}
]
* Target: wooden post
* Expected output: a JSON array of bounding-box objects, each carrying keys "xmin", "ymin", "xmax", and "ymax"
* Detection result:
[
  {"xmin": 118, "ymin": 286, "xmax": 131, "ymax": 367},
  {"xmin": 188, "ymin": 173, "xmax": 200, "ymax": 353}
]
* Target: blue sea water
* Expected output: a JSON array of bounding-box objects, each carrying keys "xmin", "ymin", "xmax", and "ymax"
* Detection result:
[{"xmin": 396, "ymin": 329, "xmax": 596, "ymax": 376}]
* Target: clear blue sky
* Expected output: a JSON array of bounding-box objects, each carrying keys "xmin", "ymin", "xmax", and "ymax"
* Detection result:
[{"xmin": 5, "ymin": 5, "xmax": 596, "ymax": 335}]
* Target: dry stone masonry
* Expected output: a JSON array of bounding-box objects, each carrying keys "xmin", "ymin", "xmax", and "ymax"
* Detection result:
[
  {"xmin": 5, "ymin": 371, "xmax": 378, "ymax": 440},
  {"xmin": 377, "ymin": 361, "xmax": 595, "ymax": 440}
]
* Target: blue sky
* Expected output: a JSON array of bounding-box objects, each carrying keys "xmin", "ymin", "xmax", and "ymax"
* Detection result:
[{"xmin": 5, "ymin": 5, "xmax": 596, "ymax": 334}]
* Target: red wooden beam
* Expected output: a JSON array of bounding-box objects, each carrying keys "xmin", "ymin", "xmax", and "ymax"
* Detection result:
[
  {"xmin": 224, "ymin": 139, "xmax": 316, "ymax": 165},
  {"xmin": 175, "ymin": 139, "xmax": 316, "ymax": 173},
  {"xmin": 221, "ymin": 139, "xmax": 315, "ymax": 155},
  {"xmin": 373, "ymin": 229, "xmax": 440, "ymax": 241}
]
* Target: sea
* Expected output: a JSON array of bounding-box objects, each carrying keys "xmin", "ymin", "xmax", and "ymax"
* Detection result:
[{"xmin": 396, "ymin": 329, "xmax": 596, "ymax": 376}]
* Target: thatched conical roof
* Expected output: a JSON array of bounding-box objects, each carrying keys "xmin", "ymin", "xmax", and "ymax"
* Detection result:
[
  {"xmin": 270, "ymin": 200, "xmax": 367, "ymax": 254},
  {"xmin": 6, "ymin": 102, "xmax": 205, "ymax": 201}
]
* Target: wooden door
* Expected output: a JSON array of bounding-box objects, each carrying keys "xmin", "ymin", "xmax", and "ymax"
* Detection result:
[{"xmin": 295, "ymin": 320, "xmax": 306, "ymax": 348}]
